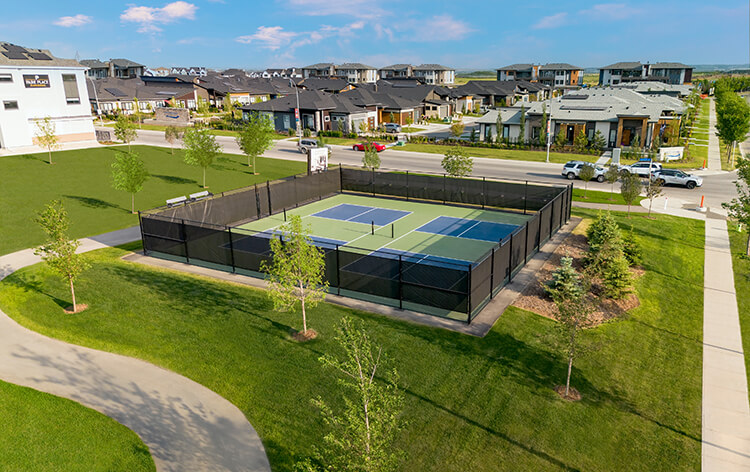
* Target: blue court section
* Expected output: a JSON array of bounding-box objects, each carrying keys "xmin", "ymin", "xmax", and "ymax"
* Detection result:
[
  {"xmin": 371, "ymin": 247, "xmax": 473, "ymax": 270},
  {"xmin": 313, "ymin": 203, "xmax": 411, "ymax": 226},
  {"xmin": 416, "ymin": 216, "xmax": 518, "ymax": 243},
  {"xmin": 232, "ymin": 230, "xmax": 346, "ymax": 253}
]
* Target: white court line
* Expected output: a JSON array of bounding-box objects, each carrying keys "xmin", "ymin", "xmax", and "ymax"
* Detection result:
[
  {"xmin": 345, "ymin": 207, "xmax": 377, "ymax": 221},
  {"xmin": 455, "ymin": 220, "xmax": 482, "ymax": 238}
]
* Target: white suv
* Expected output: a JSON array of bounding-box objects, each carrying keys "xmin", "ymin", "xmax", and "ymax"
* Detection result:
[
  {"xmin": 297, "ymin": 138, "xmax": 331, "ymax": 154},
  {"xmin": 651, "ymin": 169, "xmax": 703, "ymax": 189},
  {"xmin": 619, "ymin": 161, "xmax": 663, "ymax": 177},
  {"xmin": 562, "ymin": 161, "xmax": 606, "ymax": 182}
]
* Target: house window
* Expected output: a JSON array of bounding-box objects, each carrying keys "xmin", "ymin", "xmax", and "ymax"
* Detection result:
[
  {"xmin": 532, "ymin": 127, "xmax": 540, "ymax": 140},
  {"xmin": 62, "ymin": 74, "xmax": 80, "ymax": 104},
  {"xmin": 0, "ymin": 74, "xmax": 12, "ymax": 82},
  {"xmin": 502, "ymin": 125, "xmax": 509, "ymax": 139}
]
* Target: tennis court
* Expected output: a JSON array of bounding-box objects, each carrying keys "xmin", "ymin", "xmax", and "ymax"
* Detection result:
[{"xmin": 232, "ymin": 193, "xmax": 531, "ymax": 269}]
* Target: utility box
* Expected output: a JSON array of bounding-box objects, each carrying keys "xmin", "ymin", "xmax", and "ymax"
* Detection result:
[{"xmin": 611, "ymin": 148, "xmax": 621, "ymax": 165}]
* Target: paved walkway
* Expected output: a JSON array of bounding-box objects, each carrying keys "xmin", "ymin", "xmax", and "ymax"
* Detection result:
[
  {"xmin": 0, "ymin": 227, "xmax": 270, "ymax": 472},
  {"xmin": 708, "ymin": 98, "xmax": 722, "ymax": 171}
]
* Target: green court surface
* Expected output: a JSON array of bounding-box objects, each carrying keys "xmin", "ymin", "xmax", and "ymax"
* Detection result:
[{"xmin": 235, "ymin": 194, "xmax": 531, "ymax": 265}]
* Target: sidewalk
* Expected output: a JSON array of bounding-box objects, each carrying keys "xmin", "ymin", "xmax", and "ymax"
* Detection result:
[
  {"xmin": 708, "ymin": 98, "xmax": 722, "ymax": 171},
  {"xmin": 0, "ymin": 228, "xmax": 270, "ymax": 472}
]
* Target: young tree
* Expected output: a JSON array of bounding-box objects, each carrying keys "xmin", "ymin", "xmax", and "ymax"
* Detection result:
[
  {"xmin": 35, "ymin": 117, "xmax": 59, "ymax": 165},
  {"xmin": 469, "ymin": 128, "xmax": 477, "ymax": 143},
  {"xmin": 223, "ymin": 95, "xmax": 235, "ymax": 118},
  {"xmin": 518, "ymin": 105, "xmax": 526, "ymax": 144},
  {"xmin": 114, "ymin": 115, "xmax": 137, "ymax": 151},
  {"xmin": 405, "ymin": 114, "xmax": 413, "ymax": 127},
  {"xmin": 604, "ymin": 165, "xmax": 619, "ymax": 201},
  {"xmin": 388, "ymin": 112, "xmax": 396, "ymax": 124},
  {"xmin": 111, "ymin": 151, "xmax": 149, "ymax": 213},
  {"xmin": 619, "ymin": 172, "xmax": 643, "ymax": 217},
  {"xmin": 449, "ymin": 122, "xmax": 465, "ymax": 139},
  {"xmin": 629, "ymin": 133, "xmax": 641, "ymax": 159},
  {"xmin": 591, "ymin": 130, "xmax": 606, "ymax": 151},
  {"xmin": 236, "ymin": 113, "xmax": 274, "ymax": 174},
  {"xmin": 260, "ymin": 215, "xmax": 328, "ymax": 337},
  {"xmin": 34, "ymin": 200, "xmax": 90, "ymax": 313},
  {"xmin": 164, "ymin": 126, "xmax": 183, "ymax": 154},
  {"xmin": 359, "ymin": 120, "xmax": 370, "ymax": 135},
  {"xmin": 538, "ymin": 103, "xmax": 547, "ymax": 147},
  {"xmin": 362, "ymin": 145, "xmax": 381, "ymax": 170},
  {"xmin": 573, "ymin": 129, "xmax": 588, "ymax": 154},
  {"xmin": 495, "ymin": 110, "xmax": 503, "ymax": 144},
  {"xmin": 441, "ymin": 146, "xmax": 473, "ymax": 177},
  {"xmin": 299, "ymin": 317, "xmax": 406, "ymax": 472},
  {"xmin": 196, "ymin": 96, "xmax": 210, "ymax": 115},
  {"xmin": 133, "ymin": 97, "xmax": 142, "ymax": 129},
  {"xmin": 644, "ymin": 177, "xmax": 663, "ymax": 217},
  {"xmin": 182, "ymin": 126, "xmax": 223, "ymax": 188},
  {"xmin": 578, "ymin": 164, "xmax": 595, "ymax": 198},
  {"xmin": 664, "ymin": 118, "xmax": 680, "ymax": 146},
  {"xmin": 554, "ymin": 128, "xmax": 567, "ymax": 151},
  {"xmin": 715, "ymin": 92, "xmax": 750, "ymax": 162},
  {"xmin": 723, "ymin": 157, "xmax": 750, "ymax": 255}
]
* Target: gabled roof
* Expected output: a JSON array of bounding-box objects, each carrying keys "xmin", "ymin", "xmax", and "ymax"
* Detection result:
[
  {"xmin": 302, "ymin": 63, "xmax": 335, "ymax": 69},
  {"xmin": 599, "ymin": 61, "xmax": 642, "ymax": 70},
  {"xmin": 413, "ymin": 63, "xmax": 453, "ymax": 71},
  {"xmin": 86, "ymin": 77, "xmax": 195, "ymax": 101},
  {"xmin": 336, "ymin": 63, "xmax": 376, "ymax": 70},
  {"xmin": 540, "ymin": 63, "xmax": 583, "ymax": 71},
  {"xmin": 299, "ymin": 77, "xmax": 351, "ymax": 92},
  {"xmin": 649, "ymin": 62, "xmax": 693, "ymax": 70},
  {"xmin": 241, "ymin": 89, "xmax": 342, "ymax": 112},
  {"xmin": 0, "ymin": 42, "xmax": 81, "ymax": 68},
  {"xmin": 110, "ymin": 58, "xmax": 144, "ymax": 68},
  {"xmin": 496, "ymin": 63, "xmax": 535, "ymax": 72},
  {"xmin": 380, "ymin": 64, "xmax": 412, "ymax": 70},
  {"xmin": 80, "ymin": 59, "xmax": 108, "ymax": 69}
]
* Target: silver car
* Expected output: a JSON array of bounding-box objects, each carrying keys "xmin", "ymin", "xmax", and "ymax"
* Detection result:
[
  {"xmin": 297, "ymin": 138, "xmax": 331, "ymax": 154},
  {"xmin": 651, "ymin": 169, "xmax": 703, "ymax": 189},
  {"xmin": 619, "ymin": 161, "xmax": 663, "ymax": 177},
  {"xmin": 562, "ymin": 161, "xmax": 606, "ymax": 182}
]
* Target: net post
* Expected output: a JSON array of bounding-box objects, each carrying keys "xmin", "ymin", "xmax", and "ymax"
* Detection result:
[
  {"xmin": 137, "ymin": 211, "xmax": 147, "ymax": 256},
  {"xmin": 391, "ymin": 223, "xmax": 394, "ymax": 238},
  {"xmin": 227, "ymin": 226, "xmax": 236, "ymax": 273},
  {"xmin": 336, "ymin": 245, "xmax": 341, "ymax": 295},
  {"xmin": 398, "ymin": 254, "xmax": 403, "ymax": 309},
  {"xmin": 181, "ymin": 219, "xmax": 190, "ymax": 263},
  {"xmin": 371, "ymin": 221, "xmax": 374, "ymax": 235},
  {"xmin": 266, "ymin": 180, "xmax": 272, "ymax": 216},
  {"xmin": 524, "ymin": 181, "xmax": 528, "ymax": 215},
  {"xmin": 339, "ymin": 163, "xmax": 344, "ymax": 193},
  {"xmin": 524, "ymin": 220, "xmax": 530, "ymax": 262},
  {"xmin": 293, "ymin": 174, "xmax": 299, "ymax": 208},
  {"xmin": 254, "ymin": 183, "xmax": 261, "ymax": 220},
  {"xmin": 284, "ymin": 208, "xmax": 287, "ymax": 221},
  {"xmin": 508, "ymin": 232, "xmax": 514, "ymax": 282}
]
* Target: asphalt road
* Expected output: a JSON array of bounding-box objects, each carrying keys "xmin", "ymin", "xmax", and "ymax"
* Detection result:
[{"xmin": 131, "ymin": 129, "xmax": 737, "ymax": 209}]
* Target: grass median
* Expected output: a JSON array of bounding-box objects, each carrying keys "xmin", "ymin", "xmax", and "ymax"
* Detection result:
[
  {"xmin": 0, "ymin": 145, "xmax": 305, "ymax": 256},
  {"xmin": 0, "ymin": 210, "xmax": 704, "ymax": 471},
  {"xmin": 392, "ymin": 142, "xmax": 598, "ymax": 164},
  {"xmin": 727, "ymin": 223, "xmax": 750, "ymax": 393}
]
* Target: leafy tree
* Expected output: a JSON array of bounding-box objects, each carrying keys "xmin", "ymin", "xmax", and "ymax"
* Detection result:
[
  {"xmin": 133, "ymin": 97, "xmax": 141, "ymax": 129},
  {"xmin": 619, "ymin": 172, "xmax": 642, "ymax": 217},
  {"xmin": 722, "ymin": 156, "xmax": 750, "ymax": 255},
  {"xmin": 359, "ymin": 120, "xmax": 370, "ymax": 135},
  {"xmin": 578, "ymin": 164, "xmax": 596, "ymax": 197},
  {"xmin": 362, "ymin": 145, "xmax": 381, "ymax": 170},
  {"xmin": 388, "ymin": 112, "xmax": 396, "ymax": 124},
  {"xmin": 449, "ymin": 122, "xmax": 465, "ymax": 139},
  {"xmin": 196, "ymin": 96, "xmax": 210, "ymax": 115},
  {"xmin": 260, "ymin": 215, "xmax": 328, "ymax": 337},
  {"xmin": 591, "ymin": 130, "xmax": 606, "ymax": 151},
  {"xmin": 405, "ymin": 114, "xmax": 413, "ymax": 127},
  {"xmin": 573, "ymin": 129, "xmax": 588, "ymax": 154},
  {"xmin": 34, "ymin": 200, "xmax": 90, "ymax": 313},
  {"xmin": 539, "ymin": 103, "xmax": 547, "ymax": 147},
  {"xmin": 182, "ymin": 126, "xmax": 223, "ymax": 188},
  {"xmin": 114, "ymin": 115, "xmax": 137, "ymax": 151},
  {"xmin": 518, "ymin": 105, "xmax": 526, "ymax": 144},
  {"xmin": 111, "ymin": 151, "xmax": 149, "ymax": 213},
  {"xmin": 236, "ymin": 113, "xmax": 274, "ymax": 174},
  {"xmin": 554, "ymin": 128, "xmax": 567, "ymax": 151},
  {"xmin": 604, "ymin": 165, "xmax": 619, "ymax": 201},
  {"xmin": 34, "ymin": 117, "xmax": 59, "ymax": 165},
  {"xmin": 715, "ymin": 92, "xmax": 750, "ymax": 162},
  {"xmin": 664, "ymin": 118, "xmax": 680, "ymax": 146},
  {"xmin": 644, "ymin": 177, "xmax": 663, "ymax": 217},
  {"xmin": 469, "ymin": 128, "xmax": 477, "ymax": 143},
  {"xmin": 224, "ymin": 95, "xmax": 235, "ymax": 118},
  {"xmin": 628, "ymin": 133, "xmax": 641, "ymax": 159},
  {"xmin": 441, "ymin": 146, "xmax": 473, "ymax": 177},
  {"xmin": 495, "ymin": 110, "xmax": 503, "ymax": 144},
  {"xmin": 164, "ymin": 126, "xmax": 182, "ymax": 154},
  {"xmin": 298, "ymin": 317, "xmax": 406, "ymax": 472}
]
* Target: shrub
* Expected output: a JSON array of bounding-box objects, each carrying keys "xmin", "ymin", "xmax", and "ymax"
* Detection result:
[
  {"xmin": 599, "ymin": 247, "xmax": 633, "ymax": 299},
  {"xmin": 622, "ymin": 227, "xmax": 643, "ymax": 266},
  {"xmin": 586, "ymin": 211, "xmax": 622, "ymax": 254},
  {"xmin": 545, "ymin": 256, "xmax": 582, "ymax": 301},
  {"xmin": 302, "ymin": 128, "xmax": 312, "ymax": 138}
]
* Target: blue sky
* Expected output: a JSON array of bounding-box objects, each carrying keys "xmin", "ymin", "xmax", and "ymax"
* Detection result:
[{"xmin": 2, "ymin": 1, "xmax": 747, "ymax": 70}]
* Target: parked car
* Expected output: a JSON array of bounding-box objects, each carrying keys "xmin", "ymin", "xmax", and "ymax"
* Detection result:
[
  {"xmin": 352, "ymin": 142, "xmax": 387, "ymax": 152},
  {"xmin": 383, "ymin": 123, "xmax": 401, "ymax": 133},
  {"xmin": 619, "ymin": 161, "xmax": 663, "ymax": 177},
  {"xmin": 562, "ymin": 161, "xmax": 606, "ymax": 182},
  {"xmin": 651, "ymin": 169, "xmax": 703, "ymax": 189},
  {"xmin": 297, "ymin": 138, "xmax": 331, "ymax": 154}
]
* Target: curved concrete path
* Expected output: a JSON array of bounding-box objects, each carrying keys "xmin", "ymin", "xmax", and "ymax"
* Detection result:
[{"xmin": 0, "ymin": 227, "xmax": 271, "ymax": 472}]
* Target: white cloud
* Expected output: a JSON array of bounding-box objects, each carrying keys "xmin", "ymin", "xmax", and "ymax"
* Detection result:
[
  {"xmin": 391, "ymin": 15, "xmax": 473, "ymax": 42},
  {"xmin": 121, "ymin": 1, "xmax": 197, "ymax": 33},
  {"xmin": 236, "ymin": 26, "xmax": 298, "ymax": 50},
  {"xmin": 236, "ymin": 21, "xmax": 365, "ymax": 51},
  {"xmin": 580, "ymin": 3, "xmax": 641, "ymax": 20},
  {"xmin": 54, "ymin": 14, "xmax": 92, "ymax": 27},
  {"xmin": 285, "ymin": 0, "xmax": 386, "ymax": 19},
  {"xmin": 533, "ymin": 12, "xmax": 568, "ymax": 29}
]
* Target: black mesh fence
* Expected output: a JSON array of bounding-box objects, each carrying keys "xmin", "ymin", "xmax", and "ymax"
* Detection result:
[{"xmin": 140, "ymin": 166, "xmax": 573, "ymax": 323}]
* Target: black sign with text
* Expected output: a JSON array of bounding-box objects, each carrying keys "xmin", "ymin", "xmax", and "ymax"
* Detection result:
[{"xmin": 23, "ymin": 74, "xmax": 50, "ymax": 88}]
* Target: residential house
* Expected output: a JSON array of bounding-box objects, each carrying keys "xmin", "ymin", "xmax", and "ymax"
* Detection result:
[
  {"xmin": 0, "ymin": 42, "xmax": 95, "ymax": 149},
  {"xmin": 496, "ymin": 64, "xmax": 539, "ymax": 82},
  {"xmin": 413, "ymin": 64, "xmax": 455, "ymax": 85},
  {"xmin": 80, "ymin": 59, "xmax": 109, "ymax": 78},
  {"xmin": 537, "ymin": 63, "xmax": 583, "ymax": 88},
  {"xmin": 170, "ymin": 66, "xmax": 207, "ymax": 77},
  {"xmin": 646, "ymin": 62, "xmax": 693, "ymax": 85},
  {"xmin": 302, "ymin": 63, "xmax": 336, "ymax": 79},
  {"xmin": 335, "ymin": 63, "xmax": 378, "ymax": 84},
  {"xmin": 611, "ymin": 81, "xmax": 693, "ymax": 98},
  {"xmin": 87, "ymin": 76, "xmax": 199, "ymax": 113},
  {"xmin": 598, "ymin": 62, "xmax": 645, "ymax": 85},
  {"xmin": 379, "ymin": 64, "xmax": 413, "ymax": 80},
  {"xmin": 453, "ymin": 80, "xmax": 548, "ymax": 109},
  {"xmin": 598, "ymin": 62, "xmax": 693, "ymax": 85},
  {"xmin": 80, "ymin": 58, "xmax": 144, "ymax": 79},
  {"xmin": 144, "ymin": 67, "xmax": 172, "ymax": 77},
  {"xmin": 298, "ymin": 77, "xmax": 354, "ymax": 94},
  {"xmin": 476, "ymin": 88, "xmax": 685, "ymax": 149}
]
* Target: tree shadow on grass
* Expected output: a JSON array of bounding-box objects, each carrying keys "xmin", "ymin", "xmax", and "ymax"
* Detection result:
[
  {"xmin": 4, "ymin": 273, "xmax": 71, "ymax": 310},
  {"xmin": 62, "ymin": 195, "xmax": 122, "ymax": 211},
  {"xmin": 151, "ymin": 174, "xmax": 196, "ymax": 185}
]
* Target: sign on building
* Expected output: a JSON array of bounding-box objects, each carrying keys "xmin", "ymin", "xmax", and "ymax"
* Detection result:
[
  {"xmin": 23, "ymin": 74, "xmax": 50, "ymax": 88},
  {"xmin": 308, "ymin": 147, "xmax": 328, "ymax": 174}
]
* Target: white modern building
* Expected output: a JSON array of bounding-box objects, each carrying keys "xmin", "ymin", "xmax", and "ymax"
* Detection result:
[{"xmin": 0, "ymin": 42, "xmax": 95, "ymax": 150}]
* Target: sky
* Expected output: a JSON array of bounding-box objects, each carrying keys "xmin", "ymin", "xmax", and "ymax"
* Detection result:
[{"xmin": 1, "ymin": 1, "xmax": 748, "ymax": 70}]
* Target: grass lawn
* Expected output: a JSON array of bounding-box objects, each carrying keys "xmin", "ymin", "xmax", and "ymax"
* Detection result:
[
  {"xmin": 454, "ymin": 77, "xmax": 495, "ymax": 85},
  {"xmin": 394, "ymin": 143, "xmax": 599, "ymax": 164},
  {"xmin": 320, "ymin": 137, "xmax": 362, "ymax": 146},
  {"xmin": 0, "ymin": 145, "xmax": 305, "ymax": 256},
  {"xmin": 727, "ymin": 223, "xmax": 750, "ymax": 393},
  {"xmin": 102, "ymin": 123, "xmax": 290, "ymax": 139},
  {"xmin": 0, "ymin": 210, "xmax": 704, "ymax": 471},
  {"xmin": 572, "ymin": 187, "xmax": 644, "ymax": 206},
  {"xmin": 401, "ymin": 126, "xmax": 425, "ymax": 133},
  {"xmin": 0, "ymin": 380, "xmax": 155, "ymax": 471}
]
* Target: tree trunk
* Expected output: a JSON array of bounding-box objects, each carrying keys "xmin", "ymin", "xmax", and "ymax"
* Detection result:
[
  {"xmin": 170, "ymin": 143, "xmax": 173, "ymax": 155},
  {"xmin": 69, "ymin": 276, "xmax": 76, "ymax": 313},
  {"xmin": 565, "ymin": 356, "xmax": 573, "ymax": 397},
  {"xmin": 648, "ymin": 197, "xmax": 653, "ymax": 217},
  {"xmin": 746, "ymin": 233, "xmax": 750, "ymax": 257},
  {"xmin": 627, "ymin": 203, "xmax": 631, "ymax": 218},
  {"xmin": 203, "ymin": 167, "xmax": 207, "ymax": 189},
  {"xmin": 48, "ymin": 148, "xmax": 52, "ymax": 165},
  {"xmin": 131, "ymin": 193, "xmax": 135, "ymax": 214},
  {"xmin": 300, "ymin": 292, "xmax": 307, "ymax": 334},
  {"xmin": 253, "ymin": 154, "xmax": 258, "ymax": 175}
]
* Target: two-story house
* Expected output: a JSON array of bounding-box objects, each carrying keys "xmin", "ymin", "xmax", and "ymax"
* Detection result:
[
  {"xmin": 335, "ymin": 63, "xmax": 378, "ymax": 84},
  {"xmin": 301, "ymin": 63, "xmax": 336, "ymax": 79},
  {"xmin": 537, "ymin": 63, "xmax": 583, "ymax": 88},
  {"xmin": 496, "ymin": 64, "xmax": 539, "ymax": 82},
  {"xmin": 412, "ymin": 64, "xmax": 455, "ymax": 85}
]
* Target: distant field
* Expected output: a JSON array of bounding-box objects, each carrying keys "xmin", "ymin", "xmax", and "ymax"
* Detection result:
[{"xmin": 454, "ymin": 77, "xmax": 495, "ymax": 85}]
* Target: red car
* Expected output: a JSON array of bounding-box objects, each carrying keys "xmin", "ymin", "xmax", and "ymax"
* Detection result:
[{"xmin": 352, "ymin": 142, "xmax": 387, "ymax": 152}]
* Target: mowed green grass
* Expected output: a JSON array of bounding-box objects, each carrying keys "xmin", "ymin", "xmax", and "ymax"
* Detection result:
[
  {"xmin": 393, "ymin": 143, "xmax": 598, "ymax": 164},
  {"xmin": 0, "ymin": 145, "xmax": 305, "ymax": 256},
  {"xmin": 572, "ymin": 187, "xmax": 644, "ymax": 206},
  {"xmin": 0, "ymin": 210, "xmax": 705, "ymax": 471},
  {"xmin": 0, "ymin": 380, "xmax": 155, "ymax": 471},
  {"xmin": 727, "ymin": 223, "xmax": 750, "ymax": 393}
]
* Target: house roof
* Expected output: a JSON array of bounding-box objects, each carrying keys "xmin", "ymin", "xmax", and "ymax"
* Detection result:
[
  {"xmin": 496, "ymin": 63, "xmax": 535, "ymax": 72},
  {"xmin": 380, "ymin": 64, "xmax": 412, "ymax": 70},
  {"xmin": 611, "ymin": 81, "xmax": 694, "ymax": 96},
  {"xmin": 649, "ymin": 62, "xmax": 693, "ymax": 70},
  {"xmin": 600, "ymin": 61, "xmax": 642, "ymax": 70},
  {"xmin": 540, "ymin": 63, "xmax": 583, "ymax": 71},
  {"xmin": 454, "ymin": 80, "xmax": 548, "ymax": 98},
  {"xmin": 80, "ymin": 59, "xmax": 108, "ymax": 69},
  {"xmin": 337, "ymin": 63, "xmax": 376, "ymax": 70},
  {"xmin": 299, "ymin": 77, "xmax": 351, "ymax": 92},
  {"xmin": 0, "ymin": 42, "xmax": 82, "ymax": 68},
  {"xmin": 240, "ymin": 89, "xmax": 345, "ymax": 113},
  {"xmin": 86, "ymin": 77, "xmax": 195, "ymax": 101},
  {"xmin": 110, "ymin": 58, "xmax": 144, "ymax": 68},
  {"xmin": 413, "ymin": 64, "xmax": 453, "ymax": 71},
  {"xmin": 302, "ymin": 63, "xmax": 335, "ymax": 69}
]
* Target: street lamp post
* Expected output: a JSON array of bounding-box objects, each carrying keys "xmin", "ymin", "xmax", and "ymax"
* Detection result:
[
  {"xmin": 88, "ymin": 76, "xmax": 104, "ymax": 126},
  {"xmin": 545, "ymin": 99, "xmax": 552, "ymax": 163},
  {"xmin": 289, "ymin": 78, "xmax": 301, "ymax": 145}
]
